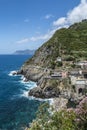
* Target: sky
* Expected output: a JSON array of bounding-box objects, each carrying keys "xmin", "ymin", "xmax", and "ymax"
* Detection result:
[{"xmin": 0, "ymin": 0, "xmax": 87, "ymax": 54}]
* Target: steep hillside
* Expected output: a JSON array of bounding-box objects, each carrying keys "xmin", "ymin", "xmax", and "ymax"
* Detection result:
[
  {"xmin": 24, "ymin": 20, "xmax": 87, "ymax": 68},
  {"xmin": 18, "ymin": 20, "xmax": 87, "ymax": 99}
]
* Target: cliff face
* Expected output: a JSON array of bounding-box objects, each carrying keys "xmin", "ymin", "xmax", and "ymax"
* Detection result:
[
  {"xmin": 20, "ymin": 65, "xmax": 45, "ymax": 82},
  {"xmin": 20, "ymin": 20, "xmax": 87, "ymax": 99}
]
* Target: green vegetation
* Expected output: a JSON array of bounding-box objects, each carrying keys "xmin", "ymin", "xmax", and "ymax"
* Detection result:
[
  {"xmin": 24, "ymin": 20, "xmax": 87, "ymax": 68},
  {"xmin": 50, "ymin": 60, "xmax": 56, "ymax": 69},
  {"xmin": 28, "ymin": 97, "xmax": 87, "ymax": 130},
  {"xmin": 57, "ymin": 61, "xmax": 63, "ymax": 67},
  {"xmin": 46, "ymin": 20, "xmax": 87, "ymax": 57}
]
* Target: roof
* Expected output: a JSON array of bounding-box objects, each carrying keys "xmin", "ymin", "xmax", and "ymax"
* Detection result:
[
  {"xmin": 76, "ymin": 61, "xmax": 87, "ymax": 66},
  {"xmin": 70, "ymin": 71, "xmax": 79, "ymax": 75},
  {"xmin": 82, "ymin": 70, "xmax": 87, "ymax": 74},
  {"xmin": 51, "ymin": 72, "xmax": 62, "ymax": 77},
  {"xmin": 76, "ymin": 80, "xmax": 86, "ymax": 85}
]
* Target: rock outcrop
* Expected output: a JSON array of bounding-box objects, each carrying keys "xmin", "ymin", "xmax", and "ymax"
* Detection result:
[
  {"xmin": 29, "ymin": 79, "xmax": 60, "ymax": 98},
  {"xmin": 19, "ymin": 64, "xmax": 62, "ymax": 98},
  {"xmin": 19, "ymin": 65, "xmax": 45, "ymax": 82}
]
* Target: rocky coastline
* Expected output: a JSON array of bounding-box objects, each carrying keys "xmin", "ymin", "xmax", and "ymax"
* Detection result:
[
  {"xmin": 17, "ymin": 65, "xmax": 61, "ymax": 98},
  {"xmin": 16, "ymin": 65, "xmax": 72, "ymax": 101},
  {"xmin": 16, "ymin": 62, "xmax": 87, "ymax": 105},
  {"xmin": 17, "ymin": 20, "xmax": 87, "ymax": 102}
]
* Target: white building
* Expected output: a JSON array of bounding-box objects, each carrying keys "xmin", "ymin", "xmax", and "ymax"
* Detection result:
[{"xmin": 76, "ymin": 61, "xmax": 87, "ymax": 69}]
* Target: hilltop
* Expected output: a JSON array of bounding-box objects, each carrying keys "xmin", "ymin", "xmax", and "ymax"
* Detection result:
[{"xmin": 24, "ymin": 19, "xmax": 87, "ymax": 68}]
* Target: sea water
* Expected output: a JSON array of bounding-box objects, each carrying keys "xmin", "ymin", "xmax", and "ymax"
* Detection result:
[{"xmin": 0, "ymin": 55, "xmax": 42, "ymax": 130}]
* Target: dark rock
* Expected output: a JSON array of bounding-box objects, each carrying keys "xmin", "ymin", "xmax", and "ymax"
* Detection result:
[
  {"xmin": 29, "ymin": 87, "xmax": 44, "ymax": 98},
  {"xmin": 29, "ymin": 85, "xmax": 60, "ymax": 98},
  {"xmin": 11, "ymin": 71, "xmax": 17, "ymax": 75},
  {"xmin": 17, "ymin": 69, "xmax": 23, "ymax": 75}
]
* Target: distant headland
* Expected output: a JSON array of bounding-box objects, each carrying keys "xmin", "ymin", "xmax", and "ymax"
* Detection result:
[{"xmin": 13, "ymin": 49, "xmax": 35, "ymax": 55}]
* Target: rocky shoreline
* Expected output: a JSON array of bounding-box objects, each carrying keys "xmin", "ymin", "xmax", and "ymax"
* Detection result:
[
  {"xmin": 16, "ymin": 65, "xmax": 62, "ymax": 99},
  {"xmin": 12, "ymin": 66, "xmax": 71, "ymax": 105},
  {"xmin": 16, "ymin": 63, "xmax": 85, "ymax": 130},
  {"xmin": 15, "ymin": 64, "xmax": 86, "ymax": 105},
  {"xmin": 15, "ymin": 65, "xmax": 72, "ymax": 101}
]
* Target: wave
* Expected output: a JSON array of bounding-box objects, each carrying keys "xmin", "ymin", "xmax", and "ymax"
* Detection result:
[
  {"xmin": 18, "ymin": 78, "xmax": 51, "ymax": 102},
  {"xmin": 19, "ymin": 79, "xmax": 37, "ymax": 98},
  {"xmin": 13, "ymin": 76, "xmax": 37, "ymax": 99},
  {"xmin": 19, "ymin": 78, "xmax": 37, "ymax": 89},
  {"xmin": 8, "ymin": 70, "xmax": 18, "ymax": 76},
  {"xmin": 8, "ymin": 72, "xmax": 53, "ymax": 103},
  {"xmin": 28, "ymin": 96, "xmax": 53, "ymax": 102},
  {"xmin": 20, "ymin": 90, "xmax": 29, "ymax": 98}
]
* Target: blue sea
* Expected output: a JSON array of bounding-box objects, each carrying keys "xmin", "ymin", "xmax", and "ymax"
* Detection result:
[{"xmin": 0, "ymin": 55, "xmax": 42, "ymax": 130}]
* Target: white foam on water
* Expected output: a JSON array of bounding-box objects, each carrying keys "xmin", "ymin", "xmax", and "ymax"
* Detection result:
[
  {"xmin": 19, "ymin": 78, "xmax": 37, "ymax": 89},
  {"xmin": 17, "ymin": 76, "xmax": 37, "ymax": 98},
  {"xmin": 20, "ymin": 75, "xmax": 24, "ymax": 80},
  {"xmin": 10, "ymin": 90, "xmax": 29, "ymax": 100},
  {"xmin": 16, "ymin": 76, "xmax": 53, "ymax": 102},
  {"xmin": 21, "ymin": 90, "xmax": 29, "ymax": 98},
  {"xmin": 10, "ymin": 74, "xmax": 52, "ymax": 102},
  {"xmin": 9, "ymin": 73, "xmax": 37, "ymax": 100},
  {"xmin": 28, "ymin": 95, "xmax": 54, "ymax": 103},
  {"xmin": 8, "ymin": 70, "xmax": 18, "ymax": 76},
  {"xmin": 18, "ymin": 78, "xmax": 49, "ymax": 101}
]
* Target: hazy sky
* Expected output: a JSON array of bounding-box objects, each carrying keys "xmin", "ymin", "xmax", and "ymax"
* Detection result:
[{"xmin": 0, "ymin": 0, "xmax": 87, "ymax": 54}]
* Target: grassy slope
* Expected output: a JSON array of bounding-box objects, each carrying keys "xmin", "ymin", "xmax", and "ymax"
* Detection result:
[{"xmin": 24, "ymin": 20, "xmax": 87, "ymax": 68}]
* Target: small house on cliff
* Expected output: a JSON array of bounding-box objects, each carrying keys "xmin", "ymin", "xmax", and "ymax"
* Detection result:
[
  {"xmin": 56, "ymin": 57, "xmax": 62, "ymax": 62},
  {"xmin": 69, "ymin": 70, "xmax": 80, "ymax": 77},
  {"xmin": 51, "ymin": 72, "xmax": 62, "ymax": 79},
  {"xmin": 51, "ymin": 71, "xmax": 67, "ymax": 79},
  {"xmin": 75, "ymin": 79, "xmax": 87, "ymax": 96},
  {"xmin": 76, "ymin": 61, "xmax": 87, "ymax": 69}
]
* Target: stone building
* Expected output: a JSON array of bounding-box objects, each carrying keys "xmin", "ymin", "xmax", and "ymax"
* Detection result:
[
  {"xmin": 75, "ymin": 79, "xmax": 87, "ymax": 96},
  {"xmin": 76, "ymin": 61, "xmax": 87, "ymax": 69}
]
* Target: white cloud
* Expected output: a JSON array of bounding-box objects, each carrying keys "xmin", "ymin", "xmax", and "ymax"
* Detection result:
[
  {"xmin": 81, "ymin": 0, "xmax": 87, "ymax": 4},
  {"xmin": 44, "ymin": 14, "xmax": 53, "ymax": 19},
  {"xmin": 53, "ymin": 17, "xmax": 66, "ymax": 26},
  {"xmin": 16, "ymin": 38, "xmax": 29, "ymax": 44},
  {"xmin": 16, "ymin": 30, "xmax": 55, "ymax": 44},
  {"xmin": 53, "ymin": 0, "xmax": 87, "ymax": 28}
]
